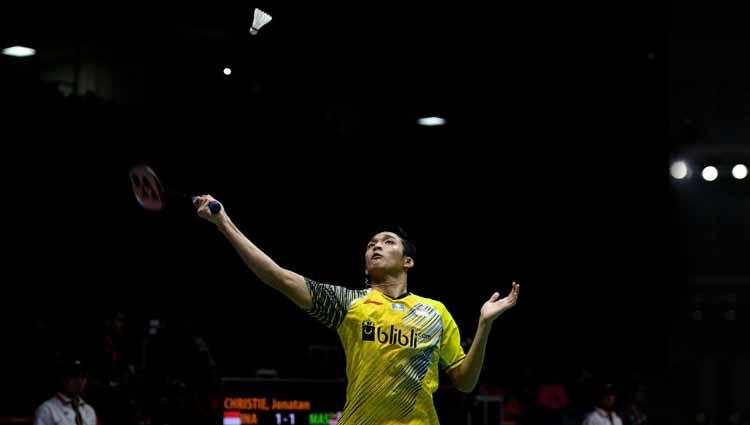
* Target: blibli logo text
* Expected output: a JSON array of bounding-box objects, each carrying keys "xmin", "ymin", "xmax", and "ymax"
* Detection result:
[{"xmin": 361, "ymin": 321, "xmax": 419, "ymax": 348}]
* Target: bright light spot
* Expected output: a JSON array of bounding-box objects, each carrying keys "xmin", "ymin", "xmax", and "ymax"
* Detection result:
[
  {"xmin": 670, "ymin": 161, "xmax": 688, "ymax": 179},
  {"xmin": 2, "ymin": 46, "xmax": 36, "ymax": 57},
  {"xmin": 223, "ymin": 67, "xmax": 232, "ymax": 76},
  {"xmin": 702, "ymin": 166, "xmax": 718, "ymax": 182},
  {"xmin": 417, "ymin": 117, "xmax": 446, "ymax": 126},
  {"xmin": 732, "ymin": 164, "xmax": 747, "ymax": 180}
]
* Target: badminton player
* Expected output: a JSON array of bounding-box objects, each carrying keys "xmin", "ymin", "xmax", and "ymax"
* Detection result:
[{"xmin": 193, "ymin": 195, "xmax": 519, "ymax": 424}]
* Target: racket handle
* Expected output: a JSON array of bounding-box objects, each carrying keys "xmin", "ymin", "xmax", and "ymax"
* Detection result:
[
  {"xmin": 208, "ymin": 201, "xmax": 222, "ymax": 214},
  {"xmin": 191, "ymin": 197, "xmax": 223, "ymax": 214}
]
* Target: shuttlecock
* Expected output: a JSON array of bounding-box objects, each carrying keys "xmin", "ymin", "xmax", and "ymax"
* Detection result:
[{"xmin": 250, "ymin": 8, "xmax": 272, "ymax": 35}]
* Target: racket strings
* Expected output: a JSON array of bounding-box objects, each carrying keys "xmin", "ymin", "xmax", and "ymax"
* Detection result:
[{"xmin": 131, "ymin": 174, "xmax": 161, "ymax": 201}]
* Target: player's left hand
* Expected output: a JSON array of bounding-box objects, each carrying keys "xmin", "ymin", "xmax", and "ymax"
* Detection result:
[{"xmin": 480, "ymin": 282, "xmax": 520, "ymax": 324}]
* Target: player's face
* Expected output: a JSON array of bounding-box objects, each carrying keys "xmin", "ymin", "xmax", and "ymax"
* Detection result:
[{"xmin": 365, "ymin": 232, "xmax": 411, "ymax": 276}]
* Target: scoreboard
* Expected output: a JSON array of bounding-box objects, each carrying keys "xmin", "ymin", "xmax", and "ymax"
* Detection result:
[{"xmin": 221, "ymin": 378, "xmax": 345, "ymax": 425}]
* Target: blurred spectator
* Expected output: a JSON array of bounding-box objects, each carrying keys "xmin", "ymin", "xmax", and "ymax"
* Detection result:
[
  {"xmin": 583, "ymin": 384, "xmax": 622, "ymax": 425},
  {"xmin": 34, "ymin": 358, "xmax": 97, "ymax": 425},
  {"xmin": 621, "ymin": 383, "xmax": 648, "ymax": 425},
  {"xmin": 535, "ymin": 369, "xmax": 569, "ymax": 425},
  {"xmin": 88, "ymin": 311, "xmax": 138, "ymax": 425},
  {"xmin": 503, "ymin": 392, "xmax": 528, "ymax": 425},
  {"xmin": 140, "ymin": 316, "xmax": 220, "ymax": 425}
]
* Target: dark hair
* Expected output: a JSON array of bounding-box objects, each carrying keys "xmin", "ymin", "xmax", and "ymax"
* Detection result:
[
  {"xmin": 371, "ymin": 224, "xmax": 416, "ymax": 263},
  {"xmin": 57, "ymin": 358, "xmax": 87, "ymax": 379},
  {"xmin": 595, "ymin": 383, "xmax": 616, "ymax": 397}
]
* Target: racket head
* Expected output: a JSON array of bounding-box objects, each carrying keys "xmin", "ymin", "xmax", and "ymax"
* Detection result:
[{"xmin": 129, "ymin": 164, "xmax": 166, "ymax": 211}]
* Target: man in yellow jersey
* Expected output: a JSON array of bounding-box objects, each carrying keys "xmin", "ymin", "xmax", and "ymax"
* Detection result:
[{"xmin": 193, "ymin": 195, "xmax": 520, "ymax": 425}]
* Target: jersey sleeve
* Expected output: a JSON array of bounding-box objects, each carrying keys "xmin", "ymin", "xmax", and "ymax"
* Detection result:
[
  {"xmin": 438, "ymin": 304, "xmax": 466, "ymax": 372},
  {"xmin": 305, "ymin": 277, "xmax": 367, "ymax": 329}
]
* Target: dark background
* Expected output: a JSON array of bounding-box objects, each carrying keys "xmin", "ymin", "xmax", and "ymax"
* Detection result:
[{"xmin": 0, "ymin": 1, "xmax": 747, "ymax": 424}]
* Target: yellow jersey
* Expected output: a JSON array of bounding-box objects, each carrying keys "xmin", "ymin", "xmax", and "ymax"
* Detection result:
[{"xmin": 305, "ymin": 278, "xmax": 466, "ymax": 425}]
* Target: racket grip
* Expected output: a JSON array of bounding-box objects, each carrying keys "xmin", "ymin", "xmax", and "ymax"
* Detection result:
[
  {"xmin": 208, "ymin": 201, "xmax": 222, "ymax": 214},
  {"xmin": 191, "ymin": 197, "xmax": 223, "ymax": 214}
]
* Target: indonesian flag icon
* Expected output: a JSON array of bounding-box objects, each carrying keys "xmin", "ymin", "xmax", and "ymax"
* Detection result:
[{"xmin": 223, "ymin": 411, "xmax": 241, "ymax": 425}]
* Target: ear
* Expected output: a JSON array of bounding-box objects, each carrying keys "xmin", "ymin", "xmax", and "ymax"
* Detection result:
[{"xmin": 403, "ymin": 256, "xmax": 415, "ymax": 271}]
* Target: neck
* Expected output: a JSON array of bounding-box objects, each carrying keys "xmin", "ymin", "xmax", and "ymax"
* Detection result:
[{"xmin": 370, "ymin": 274, "xmax": 408, "ymax": 298}]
